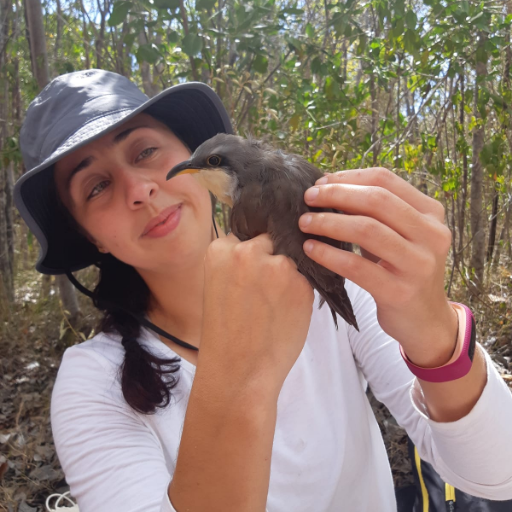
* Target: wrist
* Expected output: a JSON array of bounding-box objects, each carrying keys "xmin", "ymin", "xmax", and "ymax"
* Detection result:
[
  {"xmin": 400, "ymin": 302, "xmax": 459, "ymax": 369},
  {"xmin": 196, "ymin": 349, "xmax": 282, "ymax": 407},
  {"xmin": 400, "ymin": 302, "xmax": 476, "ymax": 383}
]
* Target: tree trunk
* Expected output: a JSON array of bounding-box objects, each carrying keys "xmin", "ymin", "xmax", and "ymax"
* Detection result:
[
  {"xmin": 81, "ymin": 6, "xmax": 91, "ymax": 69},
  {"xmin": 458, "ymin": 70, "xmax": 468, "ymax": 269},
  {"xmin": 139, "ymin": 26, "xmax": 155, "ymax": 97},
  {"xmin": 0, "ymin": 0, "xmax": 14, "ymax": 303},
  {"xmin": 179, "ymin": 0, "xmax": 198, "ymax": 81},
  {"xmin": 152, "ymin": 32, "xmax": 164, "ymax": 92},
  {"xmin": 95, "ymin": 0, "xmax": 107, "ymax": 69},
  {"xmin": 54, "ymin": 0, "xmax": 62, "ymax": 63},
  {"xmin": 13, "ymin": 1, "xmax": 26, "ymax": 269},
  {"xmin": 57, "ymin": 272, "xmax": 80, "ymax": 323},
  {"xmin": 24, "ymin": 0, "xmax": 49, "ymax": 89},
  {"xmin": 487, "ymin": 183, "xmax": 499, "ymax": 262},
  {"xmin": 492, "ymin": 192, "xmax": 511, "ymax": 270},
  {"xmin": 469, "ymin": 31, "xmax": 488, "ymax": 293},
  {"xmin": 370, "ymin": 73, "xmax": 379, "ymax": 166},
  {"xmin": 24, "ymin": 0, "xmax": 81, "ymax": 321}
]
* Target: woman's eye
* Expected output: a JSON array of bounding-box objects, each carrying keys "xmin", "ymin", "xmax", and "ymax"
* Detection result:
[
  {"xmin": 87, "ymin": 180, "xmax": 110, "ymax": 200},
  {"xmin": 136, "ymin": 147, "xmax": 157, "ymax": 162}
]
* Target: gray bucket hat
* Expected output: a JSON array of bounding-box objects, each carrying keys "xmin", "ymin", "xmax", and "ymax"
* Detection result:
[{"xmin": 14, "ymin": 69, "xmax": 233, "ymax": 275}]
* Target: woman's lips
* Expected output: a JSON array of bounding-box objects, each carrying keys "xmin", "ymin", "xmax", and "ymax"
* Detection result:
[{"xmin": 142, "ymin": 204, "xmax": 182, "ymax": 238}]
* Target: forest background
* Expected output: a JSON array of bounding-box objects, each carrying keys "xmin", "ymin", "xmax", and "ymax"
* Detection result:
[{"xmin": 2, "ymin": 0, "xmax": 512, "ymax": 510}]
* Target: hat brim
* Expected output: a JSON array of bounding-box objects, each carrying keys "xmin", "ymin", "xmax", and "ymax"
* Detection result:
[{"xmin": 14, "ymin": 82, "xmax": 233, "ymax": 275}]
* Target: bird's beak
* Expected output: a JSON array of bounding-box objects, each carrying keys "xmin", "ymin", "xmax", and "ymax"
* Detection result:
[{"xmin": 166, "ymin": 161, "xmax": 203, "ymax": 180}]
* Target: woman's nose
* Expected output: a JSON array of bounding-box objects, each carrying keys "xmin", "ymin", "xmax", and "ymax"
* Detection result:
[{"xmin": 124, "ymin": 169, "xmax": 159, "ymax": 208}]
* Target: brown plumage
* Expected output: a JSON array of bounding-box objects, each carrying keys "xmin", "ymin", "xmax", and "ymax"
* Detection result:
[{"xmin": 167, "ymin": 133, "xmax": 359, "ymax": 331}]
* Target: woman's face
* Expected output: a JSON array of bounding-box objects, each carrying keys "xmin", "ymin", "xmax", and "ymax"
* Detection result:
[{"xmin": 54, "ymin": 113, "xmax": 214, "ymax": 274}]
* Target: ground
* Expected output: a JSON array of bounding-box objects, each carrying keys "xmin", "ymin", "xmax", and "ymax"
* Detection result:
[{"xmin": 1, "ymin": 265, "xmax": 512, "ymax": 511}]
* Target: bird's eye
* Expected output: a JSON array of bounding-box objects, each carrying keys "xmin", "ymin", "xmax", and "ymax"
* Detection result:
[{"xmin": 207, "ymin": 155, "xmax": 221, "ymax": 166}]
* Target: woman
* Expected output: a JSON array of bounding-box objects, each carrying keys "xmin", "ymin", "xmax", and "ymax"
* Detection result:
[{"xmin": 14, "ymin": 69, "xmax": 512, "ymax": 512}]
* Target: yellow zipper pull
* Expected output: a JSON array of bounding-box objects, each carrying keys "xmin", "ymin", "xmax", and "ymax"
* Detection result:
[{"xmin": 445, "ymin": 483, "xmax": 456, "ymax": 511}]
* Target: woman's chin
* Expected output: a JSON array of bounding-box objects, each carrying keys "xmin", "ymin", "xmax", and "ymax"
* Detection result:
[{"xmin": 126, "ymin": 205, "xmax": 216, "ymax": 271}]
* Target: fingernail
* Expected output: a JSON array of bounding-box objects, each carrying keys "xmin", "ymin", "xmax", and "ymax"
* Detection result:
[
  {"xmin": 304, "ymin": 240, "xmax": 314, "ymax": 253},
  {"xmin": 316, "ymin": 176, "xmax": 328, "ymax": 185},
  {"xmin": 299, "ymin": 214, "xmax": 312, "ymax": 227},
  {"xmin": 305, "ymin": 187, "xmax": 319, "ymax": 202}
]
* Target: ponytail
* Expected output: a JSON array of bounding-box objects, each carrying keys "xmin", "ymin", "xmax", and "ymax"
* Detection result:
[{"xmin": 93, "ymin": 254, "xmax": 181, "ymax": 414}]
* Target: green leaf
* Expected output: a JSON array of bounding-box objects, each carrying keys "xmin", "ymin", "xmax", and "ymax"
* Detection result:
[
  {"xmin": 405, "ymin": 10, "xmax": 417, "ymax": 30},
  {"xmin": 306, "ymin": 22, "xmax": 315, "ymax": 38},
  {"xmin": 136, "ymin": 44, "xmax": 161, "ymax": 64},
  {"xmin": 181, "ymin": 33, "xmax": 203, "ymax": 57},
  {"xmin": 357, "ymin": 34, "xmax": 367, "ymax": 56},
  {"xmin": 253, "ymin": 55, "xmax": 268, "ymax": 74},
  {"xmin": 403, "ymin": 29, "xmax": 418, "ymax": 53},
  {"xmin": 289, "ymin": 113, "xmax": 301, "ymax": 130},
  {"xmin": 153, "ymin": 0, "xmax": 180, "ymax": 8},
  {"xmin": 108, "ymin": 1, "xmax": 132, "ymax": 27},
  {"xmin": 392, "ymin": 16, "xmax": 404, "ymax": 37},
  {"xmin": 311, "ymin": 56, "xmax": 323, "ymax": 75},
  {"xmin": 197, "ymin": 0, "xmax": 217, "ymax": 9},
  {"xmin": 282, "ymin": 7, "xmax": 304, "ymax": 16},
  {"xmin": 167, "ymin": 31, "xmax": 180, "ymax": 44},
  {"xmin": 476, "ymin": 45, "xmax": 487, "ymax": 64},
  {"xmin": 469, "ymin": 11, "xmax": 484, "ymax": 24},
  {"xmin": 394, "ymin": 0, "xmax": 405, "ymax": 17},
  {"xmin": 123, "ymin": 32, "xmax": 136, "ymax": 48},
  {"xmin": 324, "ymin": 76, "xmax": 340, "ymax": 100}
]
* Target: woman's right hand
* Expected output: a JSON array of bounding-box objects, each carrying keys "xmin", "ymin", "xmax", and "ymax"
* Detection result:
[
  {"xmin": 170, "ymin": 232, "xmax": 313, "ymax": 511},
  {"xmin": 199, "ymin": 232, "xmax": 315, "ymax": 398}
]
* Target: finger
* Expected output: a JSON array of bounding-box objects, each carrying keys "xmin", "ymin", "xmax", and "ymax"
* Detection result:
[
  {"xmin": 245, "ymin": 232, "xmax": 275, "ymax": 255},
  {"xmin": 304, "ymin": 183, "xmax": 446, "ymax": 247},
  {"xmin": 303, "ymin": 239, "xmax": 395, "ymax": 300},
  {"xmin": 299, "ymin": 212, "xmax": 416, "ymax": 273},
  {"xmin": 247, "ymin": 234, "xmax": 297, "ymax": 268},
  {"xmin": 315, "ymin": 168, "xmax": 445, "ymax": 224}
]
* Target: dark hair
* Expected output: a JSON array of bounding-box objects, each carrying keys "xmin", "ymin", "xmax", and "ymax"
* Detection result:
[{"xmin": 93, "ymin": 254, "xmax": 182, "ymax": 415}]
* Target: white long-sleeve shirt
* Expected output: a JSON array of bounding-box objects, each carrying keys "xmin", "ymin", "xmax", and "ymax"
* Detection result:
[{"xmin": 50, "ymin": 280, "xmax": 512, "ymax": 512}]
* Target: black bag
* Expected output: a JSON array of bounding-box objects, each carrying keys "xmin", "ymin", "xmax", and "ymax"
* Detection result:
[{"xmin": 400, "ymin": 437, "xmax": 512, "ymax": 511}]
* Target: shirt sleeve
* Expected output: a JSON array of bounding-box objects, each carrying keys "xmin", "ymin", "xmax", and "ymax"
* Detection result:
[
  {"xmin": 51, "ymin": 343, "xmax": 178, "ymax": 512},
  {"xmin": 344, "ymin": 280, "xmax": 512, "ymax": 500}
]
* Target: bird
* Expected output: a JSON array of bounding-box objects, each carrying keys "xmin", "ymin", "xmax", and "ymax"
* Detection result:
[{"xmin": 166, "ymin": 133, "xmax": 359, "ymax": 331}]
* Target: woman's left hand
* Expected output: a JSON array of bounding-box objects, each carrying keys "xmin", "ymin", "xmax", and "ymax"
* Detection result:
[{"xmin": 298, "ymin": 167, "xmax": 459, "ymax": 368}]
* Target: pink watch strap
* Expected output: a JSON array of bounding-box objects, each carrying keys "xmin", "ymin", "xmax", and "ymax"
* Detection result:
[{"xmin": 399, "ymin": 302, "xmax": 476, "ymax": 383}]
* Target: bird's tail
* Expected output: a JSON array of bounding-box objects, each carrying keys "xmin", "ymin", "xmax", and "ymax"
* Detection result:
[{"xmin": 318, "ymin": 283, "xmax": 360, "ymax": 332}]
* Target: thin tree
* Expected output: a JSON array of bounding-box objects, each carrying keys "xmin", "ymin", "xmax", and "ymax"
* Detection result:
[
  {"xmin": 469, "ymin": 30, "xmax": 488, "ymax": 293},
  {"xmin": 24, "ymin": 0, "xmax": 81, "ymax": 323}
]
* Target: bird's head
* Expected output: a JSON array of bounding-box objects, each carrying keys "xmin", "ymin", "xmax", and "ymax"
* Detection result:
[{"xmin": 166, "ymin": 133, "xmax": 262, "ymax": 208}]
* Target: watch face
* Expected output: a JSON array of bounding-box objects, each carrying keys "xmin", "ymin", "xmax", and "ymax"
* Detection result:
[{"xmin": 468, "ymin": 314, "xmax": 476, "ymax": 362}]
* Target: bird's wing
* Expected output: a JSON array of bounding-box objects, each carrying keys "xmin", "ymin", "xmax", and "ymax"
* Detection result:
[{"xmin": 230, "ymin": 180, "xmax": 268, "ymax": 242}]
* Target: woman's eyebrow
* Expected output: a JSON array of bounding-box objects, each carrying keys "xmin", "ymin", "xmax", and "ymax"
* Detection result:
[
  {"xmin": 66, "ymin": 156, "xmax": 96, "ymax": 194},
  {"xmin": 112, "ymin": 124, "xmax": 149, "ymax": 145},
  {"xmin": 65, "ymin": 124, "xmax": 150, "ymax": 194}
]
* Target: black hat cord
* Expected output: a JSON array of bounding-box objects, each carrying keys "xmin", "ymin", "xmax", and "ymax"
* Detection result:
[{"xmin": 65, "ymin": 214, "xmax": 220, "ymax": 353}]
